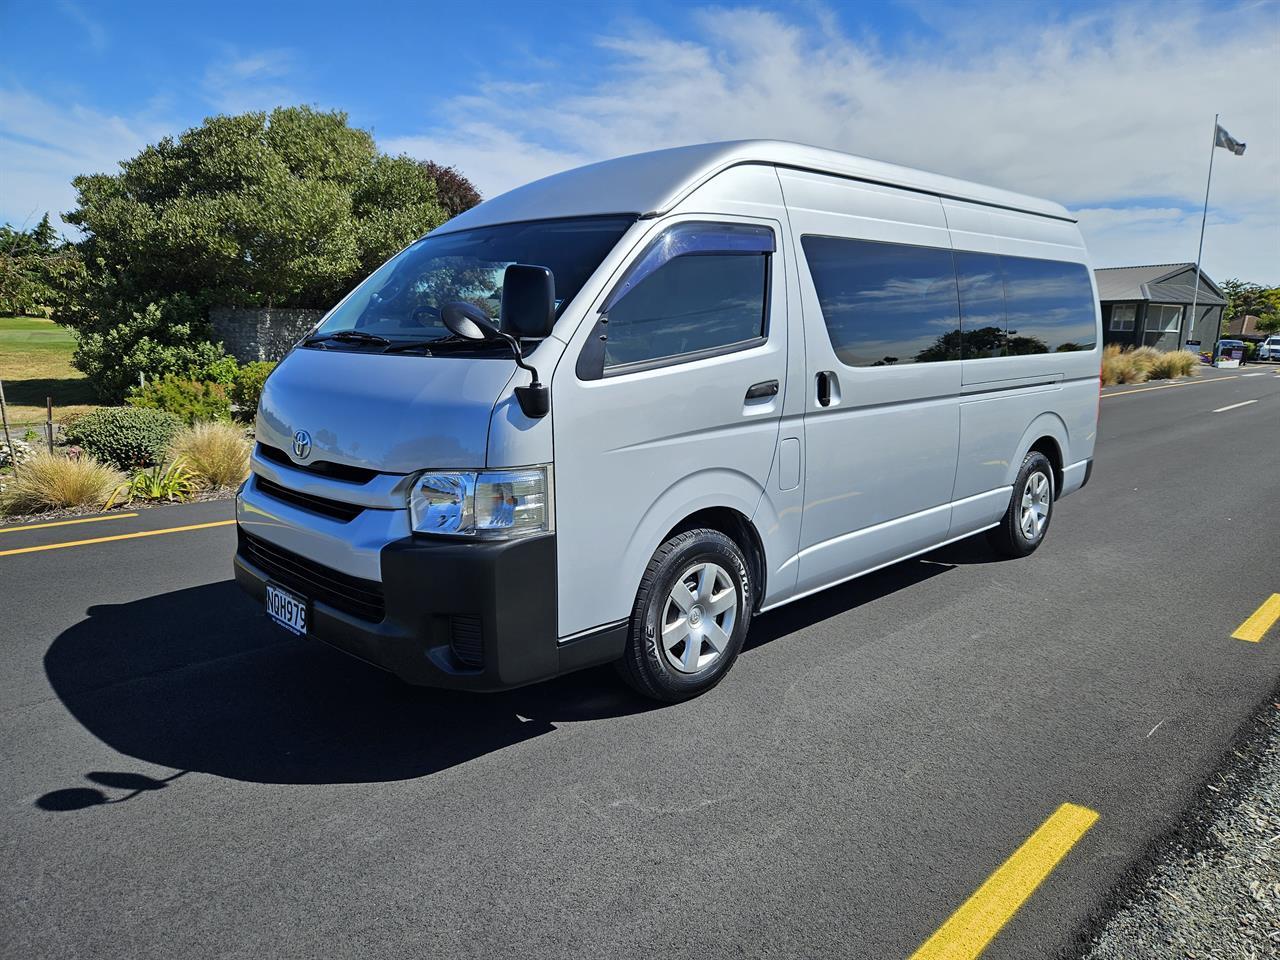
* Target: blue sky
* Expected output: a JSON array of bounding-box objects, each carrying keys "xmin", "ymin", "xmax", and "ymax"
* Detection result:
[{"xmin": 2, "ymin": 0, "xmax": 1277, "ymax": 281}]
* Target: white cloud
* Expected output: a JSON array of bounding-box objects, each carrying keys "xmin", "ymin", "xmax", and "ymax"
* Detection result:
[
  {"xmin": 392, "ymin": 4, "xmax": 1279, "ymax": 282},
  {"xmin": 0, "ymin": 45, "xmax": 302, "ymax": 233},
  {"xmin": 58, "ymin": 1, "xmax": 107, "ymax": 54},
  {"xmin": 202, "ymin": 49, "xmax": 299, "ymax": 114},
  {"xmin": 0, "ymin": 89, "xmax": 170, "ymax": 232}
]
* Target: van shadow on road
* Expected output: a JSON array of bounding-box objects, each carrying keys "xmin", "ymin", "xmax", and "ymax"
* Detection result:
[{"xmin": 38, "ymin": 541, "xmax": 976, "ymax": 805}]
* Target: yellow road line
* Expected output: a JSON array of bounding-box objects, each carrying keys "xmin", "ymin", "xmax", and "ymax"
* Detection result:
[
  {"xmin": 1103, "ymin": 375, "xmax": 1240, "ymax": 398},
  {"xmin": 909, "ymin": 803, "xmax": 1099, "ymax": 960},
  {"xmin": 0, "ymin": 519, "xmax": 235, "ymax": 558},
  {"xmin": 0, "ymin": 512, "xmax": 138, "ymax": 534},
  {"xmin": 1232, "ymin": 594, "xmax": 1280, "ymax": 643}
]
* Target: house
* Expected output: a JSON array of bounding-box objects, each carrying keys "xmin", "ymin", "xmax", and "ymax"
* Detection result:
[
  {"xmin": 1222, "ymin": 313, "xmax": 1267, "ymax": 339},
  {"xmin": 1095, "ymin": 263, "xmax": 1226, "ymax": 353}
]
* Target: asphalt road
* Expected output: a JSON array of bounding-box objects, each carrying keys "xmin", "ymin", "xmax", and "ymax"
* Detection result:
[{"xmin": 3, "ymin": 366, "xmax": 1279, "ymax": 960}]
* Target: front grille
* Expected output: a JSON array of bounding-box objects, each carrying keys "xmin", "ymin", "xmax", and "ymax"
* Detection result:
[
  {"xmin": 257, "ymin": 443, "xmax": 380, "ymax": 485},
  {"xmin": 255, "ymin": 475, "xmax": 364, "ymax": 523},
  {"xmin": 240, "ymin": 529, "xmax": 385, "ymax": 622},
  {"xmin": 450, "ymin": 615, "xmax": 484, "ymax": 669}
]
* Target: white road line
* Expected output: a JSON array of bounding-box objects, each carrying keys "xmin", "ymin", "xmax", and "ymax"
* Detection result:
[
  {"xmin": 1242, "ymin": 373, "xmax": 1265, "ymax": 378},
  {"xmin": 1212, "ymin": 400, "xmax": 1258, "ymax": 413}
]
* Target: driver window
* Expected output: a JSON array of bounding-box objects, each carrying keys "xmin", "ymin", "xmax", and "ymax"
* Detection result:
[{"xmin": 603, "ymin": 254, "xmax": 769, "ymax": 367}]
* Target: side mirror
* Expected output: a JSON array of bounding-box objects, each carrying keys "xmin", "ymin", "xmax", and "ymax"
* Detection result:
[
  {"xmin": 441, "ymin": 301, "xmax": 500, "ymax": 341},
  {"xmin": 440, "ymin": 297, "xmax": 551, "ymax": 421},
  {"xmin": 500, "ymin": 264, "xmax": 556, "ymax": 339}
]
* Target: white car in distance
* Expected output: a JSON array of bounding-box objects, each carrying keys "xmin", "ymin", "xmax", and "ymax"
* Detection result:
[{"xmin": 1256, "ymin": 335, "xmax": 1280, "ymax": 361}]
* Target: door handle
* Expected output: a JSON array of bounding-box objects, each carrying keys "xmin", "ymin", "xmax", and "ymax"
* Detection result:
[
  {"xmin": 745, "ymin": 379, "xmax": 779, "ymax": 401},
  {"xmin": 816, "ymin": 371, "xmax": 837, "ymax": 407}
]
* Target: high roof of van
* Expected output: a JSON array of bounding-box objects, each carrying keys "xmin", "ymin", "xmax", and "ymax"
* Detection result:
[{"xmin": 434, "ymin": 139, "xmax": 1075, "ymax": 235}]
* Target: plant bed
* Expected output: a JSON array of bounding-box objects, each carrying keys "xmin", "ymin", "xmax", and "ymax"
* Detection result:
[{"xmin": 1, "ymin": 419, "xmax": 252, "ymax": 523}]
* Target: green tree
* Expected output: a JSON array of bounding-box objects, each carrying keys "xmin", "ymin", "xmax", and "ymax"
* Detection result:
[
  {"xmin": 0, "ymin": 214, "xmax": 80, "ymax": 315},
  {"xmin": 1220, "ymin": 278, "xmax": 1280, "ymax": 335},
  {"xmin": 56, "ymin": 106, "xmax": 471, "ymax": 400}
]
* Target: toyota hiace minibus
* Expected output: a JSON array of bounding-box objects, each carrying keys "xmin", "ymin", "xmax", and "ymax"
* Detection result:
[{"xmin": 235, "ymin": 140, "xmax": 1100, "ymax": 701}]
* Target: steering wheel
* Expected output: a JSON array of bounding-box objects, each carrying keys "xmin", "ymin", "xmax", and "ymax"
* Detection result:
[{"xmin": 409, "ymin": 304, "xmax": 442, "ymax": 327}]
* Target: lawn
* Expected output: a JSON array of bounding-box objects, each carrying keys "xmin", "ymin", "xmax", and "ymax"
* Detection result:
[{"xmin": 0, "ymin": 316, "xmax": 99, "ymax": 429}]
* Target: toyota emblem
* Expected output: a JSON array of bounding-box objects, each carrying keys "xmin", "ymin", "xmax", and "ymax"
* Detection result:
[{"xmin": 292, "ymin": 430, "xmax": 312, "ymax": 460}]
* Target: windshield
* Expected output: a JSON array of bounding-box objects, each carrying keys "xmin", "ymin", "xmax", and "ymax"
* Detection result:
[{"xmin": 310, "ymin": 216, "xmax": 635, "ymax": 349}]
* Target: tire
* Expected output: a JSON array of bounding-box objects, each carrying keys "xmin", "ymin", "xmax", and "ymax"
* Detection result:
[
  {"xmin": 987, "ymin": 451, "xmax": 1055, "ymax": 558},
  {"xmin": 617, "ymin": 527, "xmax": 752, "ymax": 702}
]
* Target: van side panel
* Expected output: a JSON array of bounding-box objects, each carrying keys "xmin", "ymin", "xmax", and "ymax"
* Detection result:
[
  {"xmin": 550, "ymin": 166, "xmax": 793, "ymax": 639},
  {"xmin": 778, "ymin": 169, "xmax": 961, "ymax": 595},
  {"xmin": 943, "ymin": 198, "xmax": 1100, "ymax": 523}
]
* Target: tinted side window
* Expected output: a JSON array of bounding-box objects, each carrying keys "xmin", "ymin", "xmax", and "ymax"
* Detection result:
[
  {"xmin": 802, "ymin": 236, "xmax": 960, "ymax": 367},
  {"xmin": 954, "ymin": 251, "xmax": 1007, "ymax": 359},
  {"xmin": 603, "ymin": 254, "xmax": 767, "ymax": 368},
  {"xmin": 1000, "ymin": 256, "xmax": 1098, "ymax": 354}
]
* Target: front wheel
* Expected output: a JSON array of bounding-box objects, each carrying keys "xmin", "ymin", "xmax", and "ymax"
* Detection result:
[
  {"xmin": 987, "ymin": 451, "xmax": 1055, "ymax": 557},
  {"xmin": 617, "ymin": 527, "xmax": 752, "ymax": 702}
]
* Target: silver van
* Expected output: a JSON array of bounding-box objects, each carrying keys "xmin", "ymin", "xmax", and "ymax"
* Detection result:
[{"xmin": 235, "ymin": 140, "xmax": 1100, "ymax": 701}]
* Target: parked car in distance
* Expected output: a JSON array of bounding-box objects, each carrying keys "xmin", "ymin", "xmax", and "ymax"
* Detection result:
[
  {"xmin": 234, "ymin": 140, "xmax": 1102, "ymax": 702},
  {"xmin": 1257, "ymin": 335, "xmax": 1280, "ymax": 361}
]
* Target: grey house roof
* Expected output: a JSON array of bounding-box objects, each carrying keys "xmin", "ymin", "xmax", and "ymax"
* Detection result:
[{"xmin": 1095, "ymin": 263, "xmax": 1226, "ymax": 306}]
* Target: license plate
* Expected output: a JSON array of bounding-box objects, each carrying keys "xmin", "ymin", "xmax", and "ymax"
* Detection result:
[{"xmin": 266, "ymin": 583, "xmax": 308, "ymax": 636}]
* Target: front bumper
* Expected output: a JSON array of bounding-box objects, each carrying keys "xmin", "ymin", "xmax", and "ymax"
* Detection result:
[{"xmin": 234, "ymin": 526, "xmax": 625, "ymax": 691}]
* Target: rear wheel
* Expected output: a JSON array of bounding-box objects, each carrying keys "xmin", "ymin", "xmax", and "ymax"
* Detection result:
[
  {"xmin": 617, "ymin": 527, "xmax": 751, "ymax": 702},
  {"xmin": 987, "ymin": 451, "xmax": 1054, "ymax": 557}
]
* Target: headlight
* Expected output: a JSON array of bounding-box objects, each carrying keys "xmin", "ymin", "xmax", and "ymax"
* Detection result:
[{"xmin": 409, "ymin": 466, "xmax": 550, "ymax": 539}]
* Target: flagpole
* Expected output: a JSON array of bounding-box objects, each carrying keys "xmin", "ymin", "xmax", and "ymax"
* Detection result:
[{"xmin": 1193, "ymin": 113, "xmax": 1217, "ymax": 358}]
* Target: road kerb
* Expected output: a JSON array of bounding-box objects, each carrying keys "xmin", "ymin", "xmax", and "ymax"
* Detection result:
[
  {"xmin": 0, "ymin": 519, "xmax": 236, "ymax": 558},
  {"xmin": 908, "ymin": 803, "xmax": 1099, "ymax": 960},
  {"xmin": 1232, "ymin": 594, "xmax": 1280, "ymax": 643}
]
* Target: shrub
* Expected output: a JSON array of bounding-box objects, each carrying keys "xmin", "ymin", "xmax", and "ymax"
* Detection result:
[
  {"xmin": 63, "ymin": 295, "xmax": 231, "ymax": 403},
  {"xmin": 0, "ymin": 452, "xmax": 124, "ymax": 515},
  {"xmin": 63, "ymin": 407, "xmax": 182, "ymax": 469},
  {"xmin": 1102, "ymin": 344, "xmax": 1144, "ymax": 385},
  {"xmin": 203, "ymin": 355, "xmax": 240, "ymax": 387},
  {"xmin": 127, "ymin": 376, "xmax": 231, "ymax": 424},
  {"xmin": 230, "ymin": 361, "xmax": 276, "ymax": 419},
  {"xmin": 1101, "ymin": 344, "xmax": 1165, "ymax": 385},
  {"xmin": 1148, "ymin": 350, "xmax": 1200, "ymax": 380},
  {"xmin": 107, "ymin": 460, "xmax": 197, "ymax": 507},
  {"xmin": 169, "ymin": 421, "xmax": 251, "ymax": 488}
]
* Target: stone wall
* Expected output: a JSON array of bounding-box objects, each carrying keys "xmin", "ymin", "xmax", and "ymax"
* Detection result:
[{"xmin": 209, "ymin": 306, "xmax": 326, "ymax": 363}]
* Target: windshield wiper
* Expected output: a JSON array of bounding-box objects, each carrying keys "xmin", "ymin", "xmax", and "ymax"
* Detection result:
[
  {"xmin": 303, "ymin": 330, "xmax": 392, "ymax": 348},
  {"xmin": 383, "ymin": 334, "xmax": 500, "ymax": 354}
]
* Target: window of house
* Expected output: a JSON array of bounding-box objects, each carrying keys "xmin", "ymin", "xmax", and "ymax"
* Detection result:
[
  {"xmin": 1109, "ymin": 304, "xmax": 1136, "ymax": 331},
  {"xmin": 1000, "ymin": 255, "xmax": 1098, "ymax": 354},
  {"xmin": 1145, "ymin": 304, "xmax": 1182, "ymax": 332},
  {"xmin": 801, "ymin": 236, "xmax": 961, "ymax": 366},
  {"xmin": 596, "ymin": 223, "xmax": 772, "ymax": 370}
]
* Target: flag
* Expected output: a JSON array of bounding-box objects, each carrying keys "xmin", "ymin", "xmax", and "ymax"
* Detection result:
[{"xmin": 1214, "ymin": 124, "xmax": 1246, "ymax": 156}]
